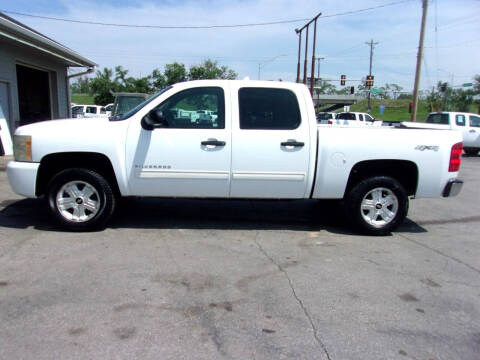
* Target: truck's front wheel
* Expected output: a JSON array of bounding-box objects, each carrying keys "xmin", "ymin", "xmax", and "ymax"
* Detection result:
[
  {"xmin": 46, "ymin": 168, "xmax": 116, "ymax": 231},
  {"xmin": 345, "ymin": 176, "xmax": 408, "ymax": 235}
]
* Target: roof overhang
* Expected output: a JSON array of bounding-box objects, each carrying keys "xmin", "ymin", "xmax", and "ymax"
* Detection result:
[{"xmin": 0, "ymin": 12, "xmax": 96, "ymax": 68}]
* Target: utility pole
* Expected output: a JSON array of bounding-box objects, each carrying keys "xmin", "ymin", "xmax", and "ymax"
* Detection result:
[
  {"xmin": 316, "ymin": 57, "xmax": 325, "ymax": 86},
  {"xmin": 365, "ymin": 39, "xmax": 378, "ymax": 113},
  {"xmin": 295, "ymin": 11, "xmax": 322, "ymax": 93},
  {"xmin": 410, "ymin": 0, "xmax": 428, "ymax": 121}
]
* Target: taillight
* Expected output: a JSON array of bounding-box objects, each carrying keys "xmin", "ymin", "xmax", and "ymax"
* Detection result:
[
  {"xmin": 449, "ymin": 142, "xmax": 463, "ymax": 172},
  {"xmin": 328, "ymin": 120, "xmax": 332, "ymax": 125}
]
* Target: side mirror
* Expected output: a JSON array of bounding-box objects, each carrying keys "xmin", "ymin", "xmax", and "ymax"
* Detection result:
[{"xmin": 141, "ymin": 109, "xmax": 167, "ymax": 130}]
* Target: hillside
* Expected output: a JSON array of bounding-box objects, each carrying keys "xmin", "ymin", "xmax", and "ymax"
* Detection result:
[{"xmin": 349, "ymin": 98, "xmax": 430, "ymax": 122}]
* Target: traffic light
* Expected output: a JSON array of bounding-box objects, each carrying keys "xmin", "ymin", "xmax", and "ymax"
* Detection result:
[
  {"xmin": 340, "ymin": 74, "xmax": 346, "ymax": 86},
  {"xmin": 409, "ymin": 103, "xmax": 413, "ymax": 113},
  {"xmin": 350, "ymin": 86, "xmax": 355, "ymax": 94},
  {"xmin": 366, "ymin": 75, "xmax": 374, "ymax": 87}
]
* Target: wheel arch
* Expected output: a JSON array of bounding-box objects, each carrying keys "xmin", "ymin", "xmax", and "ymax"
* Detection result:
[
  {"xmin": 36, "ymin": 152, "xmax": 120, "ymax": 197},
  {"xmin": 345, "ymin": 159, "xmax": 419, "ymax": 197}
]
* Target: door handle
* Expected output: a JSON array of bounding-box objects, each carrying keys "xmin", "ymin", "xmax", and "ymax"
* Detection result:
[
  {"xmin": 201, "ymin": 140, "xmax": 226, "ymax": 146},
  {"xmin": 469, "ymin": 129, "xmax": 476, "ymax": 133},
  {"xmin": 281, "ymin": 141, "xmax": 304, "ymax": 147}
]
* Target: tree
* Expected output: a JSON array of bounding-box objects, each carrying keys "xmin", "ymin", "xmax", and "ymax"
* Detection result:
[
  {"xmin": 314, "ymin": 81, "xmax": 336, "ymax": 95},
  {"xmin": 71, "ymin": 60, "xmax": 238, "ymax": 105},
  {"xmin": 188, "ymin": 59, "xmax": 237, "ymax": 80},
  {"xmin": 389, "ymin": 83, "xmax": 403, "ymax": 99},
  {"xmin": 70, "ymin": 76, "xmax": 92, "ymax": 94},
  {"xmin": 425, "ymin": 81, "xmax": 475, "ymax": 112},
  {"xmin": 89, "ymin": 67, "xmax": 117, "ymax": 105},
  {"xmin": 450, "ymin": 88, "xmax": 474, "ymax": 112},
  {"xmin": 334, "ymin": 87, "xmax": 350, "ymax": 95},
  {"xmin": 164, "ymin": 62, "xmax": 187, "ymax": 85},
  {"xmin": 150, "ymin": 68, "xmax": 166, "ymax": 91},
  {"xmin": 473, "ymin": 74, "xmax": 480, "ymax": 114}
]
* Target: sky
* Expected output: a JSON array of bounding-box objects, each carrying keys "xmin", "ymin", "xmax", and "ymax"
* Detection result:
[{"xmin": 1, "ymin": 0, "xmax": 479, "ymax": 91}]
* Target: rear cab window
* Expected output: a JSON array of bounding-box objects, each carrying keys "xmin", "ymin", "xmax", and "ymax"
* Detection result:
[
  {"xmin": 426, "ymin": 113, "xmax": 449, "ymax": 124},
  {"xmin": 238, "ymin": 88, "xmax": 301, "ymax": 130},
  {"xmin": 337, "ymin": 113, "xmax": 356, "ymax": 120},
  {"xmin": 317, "ymin": 113, "xmax": 333, "ymax": 120}
]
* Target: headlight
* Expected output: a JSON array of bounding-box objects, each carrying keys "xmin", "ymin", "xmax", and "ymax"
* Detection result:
[{"xmin": 13, "ymin": 135, "xmax": 32, "ymax": 162}]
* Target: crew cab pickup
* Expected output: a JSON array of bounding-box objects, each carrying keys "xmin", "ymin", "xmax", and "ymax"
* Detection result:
[
  {"xmin": 7, "ymin": 80, "xmax": 464, "ymax": 235},
  {"xmin": 402, "ymin": 112, "xmax": 480, "ymax": 155}
]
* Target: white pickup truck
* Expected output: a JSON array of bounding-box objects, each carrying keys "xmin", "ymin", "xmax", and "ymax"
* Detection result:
[
  {"xmin": 320, "ymin": 112, "xmax": 382, "ymax": 126},
  {"xmin": 7, "ymin": 80, "xmax": 464, "ymax": 235},
  {"xmin": 402, "ymin": 112, "xmax": 480, "ymax": 155}
]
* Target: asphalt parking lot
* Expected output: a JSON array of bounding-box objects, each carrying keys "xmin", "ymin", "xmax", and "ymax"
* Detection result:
[{"xmin": 0, "ymin": 155, "xmax": 479, "ymax": 360}]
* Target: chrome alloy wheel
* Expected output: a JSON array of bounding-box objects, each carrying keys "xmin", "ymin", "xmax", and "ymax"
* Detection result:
[
  {"xmin": 360, "ymin": 187, "xmax": 399, "ymax": 228},
  {"xmin": 55, "ymin": 181, "xmax": 100, "ymax": 222}
]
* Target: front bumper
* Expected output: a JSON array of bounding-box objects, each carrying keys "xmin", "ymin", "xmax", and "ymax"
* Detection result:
[
  {"xmin": 6, "ymin": 161, "xmax": 40, "ymax": 198},
  {"xmin": 442, "ymin": 179, "xmax": 463, "ymax": 197}
]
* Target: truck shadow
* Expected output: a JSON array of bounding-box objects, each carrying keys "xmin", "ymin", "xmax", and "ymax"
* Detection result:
[{"xmin": 0, "ymin": 197, "xmax": 427, "ymax": 235}]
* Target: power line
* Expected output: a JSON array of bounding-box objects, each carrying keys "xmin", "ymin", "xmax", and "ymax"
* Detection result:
[{"xmin": 0, "ymin": 1, "xmax": 414, "ymax": 29}]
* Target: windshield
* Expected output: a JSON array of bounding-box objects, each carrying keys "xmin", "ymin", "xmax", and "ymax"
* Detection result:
[{"xmin": 110, "ymin": 86, "xmax": 173, "ymax": 121}]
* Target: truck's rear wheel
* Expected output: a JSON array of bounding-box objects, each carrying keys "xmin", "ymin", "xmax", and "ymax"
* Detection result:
[
  {"xmin": 46, "ymin": 168, "xmax": 116, "ymax": 231},
  {"xmin": 345, "ymin": 176, "xmax": 408, "ymax": 235}
]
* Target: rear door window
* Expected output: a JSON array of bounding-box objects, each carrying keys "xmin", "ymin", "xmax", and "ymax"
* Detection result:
[
  {"xmin": 455, "ymin": 115, "xmax": 465, "ymax": 126},
  {"xmin": 238, "ymin": 88, "xmax": 301, "ymax": 130},
  {"xmin": 359, "ymin": 114, "xmax": 364, "ymax": 121}
]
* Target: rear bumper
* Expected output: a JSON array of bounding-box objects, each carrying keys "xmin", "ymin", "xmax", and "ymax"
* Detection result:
[
  {"xmin": 442, "ymin": 179, "xmax": 463, "ymax": 197},
  {"xmin": 6, "ymin": 161, "xmax": 40, "ymax": 198}
]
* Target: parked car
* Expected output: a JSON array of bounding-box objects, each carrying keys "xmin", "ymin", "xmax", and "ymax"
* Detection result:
[
  {"xmin": 402, "ymin": 112, "xmax": 480, "ymax": 155},
  {"xmin": 71, "ymin": 105, "xmax": 108, "ymax": 118},
  {"xmin": 8, "ymin": 80, "xmax": 463, "ymax": 235}
]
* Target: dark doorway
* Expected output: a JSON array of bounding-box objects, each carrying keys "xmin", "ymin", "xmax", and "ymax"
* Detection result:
[{"xmin": 16, "ymin": 64, "xmax": 51, "ymax": 126}]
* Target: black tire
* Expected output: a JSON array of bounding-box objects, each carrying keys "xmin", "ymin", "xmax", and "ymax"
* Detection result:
[
  {"xmin": 344, "ymin": 176, "xmax": 409, "ymax": 236},
  {"xmin": 46, "ymin": 168, "xmax": 116, "ymax": 231},
  {"xmin": 464, "ymin": 148, "xmax": 479, "ymax": 156}
]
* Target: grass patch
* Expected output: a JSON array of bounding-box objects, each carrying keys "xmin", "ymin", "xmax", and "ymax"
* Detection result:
[
  {"xmin": 349, "ymin": 99, "xmax": 431, "ymax": 122},
  {"xmin": 71, "ymin": 94, "xmax": 95, "ymax": 105}
]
